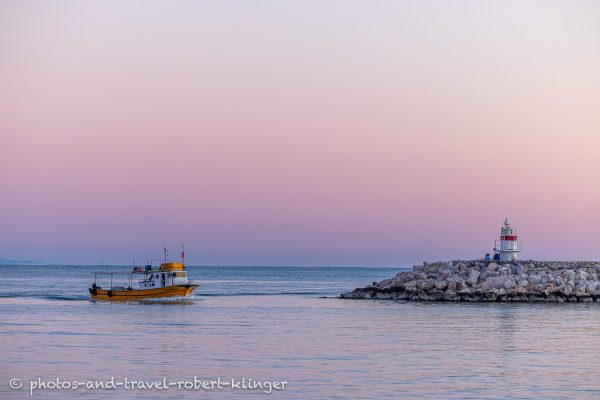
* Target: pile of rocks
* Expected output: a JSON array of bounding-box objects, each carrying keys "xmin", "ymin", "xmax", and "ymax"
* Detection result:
[{"xmin": 341, "ymin": 260, "xmax": 600, "ymax": 302}]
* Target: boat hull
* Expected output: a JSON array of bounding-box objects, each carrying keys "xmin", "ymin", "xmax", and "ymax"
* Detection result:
[{"xmin": 89, "ymin": 284, "xmax": 199, "ymax": 301}]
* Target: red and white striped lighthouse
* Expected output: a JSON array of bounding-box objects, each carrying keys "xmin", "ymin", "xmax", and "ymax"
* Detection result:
[{"xmin": 493, "ymin": 217, "xmax": 522, "ymax": 261}]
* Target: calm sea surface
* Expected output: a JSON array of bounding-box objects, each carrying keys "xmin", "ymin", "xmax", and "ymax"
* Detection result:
[{"xmin": 2, "ymin": 265, "xmax": 600, "ymax": 399}]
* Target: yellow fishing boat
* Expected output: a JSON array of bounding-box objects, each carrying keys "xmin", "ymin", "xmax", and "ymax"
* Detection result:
[{"xmin": 89, "ymin": 247, "xmax": 199, "ymax": 301}]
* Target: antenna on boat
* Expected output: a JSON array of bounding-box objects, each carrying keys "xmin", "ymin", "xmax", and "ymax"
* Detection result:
[
  {"xmin": 164, "ymin": 247, "xmax": 168, "ymax": 264},
  {"xmin": 180, "ymin": 239, "xmax": 185, "ymax": 268}
]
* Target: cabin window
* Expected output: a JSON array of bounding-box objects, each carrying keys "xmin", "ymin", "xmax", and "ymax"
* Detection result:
[{"xmin": 155, "ymin": 274, "xmax": 159, "ymax": 278}]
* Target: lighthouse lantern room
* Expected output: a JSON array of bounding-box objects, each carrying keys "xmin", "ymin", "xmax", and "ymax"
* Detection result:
[{"xmin": 493, "ymin": 217, "xmax": 522, "ymax": 262}]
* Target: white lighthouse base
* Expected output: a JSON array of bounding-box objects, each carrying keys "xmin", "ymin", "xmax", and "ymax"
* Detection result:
[{"xmin": 499, "ymin": 251, "xmax": 520, "ymax": 262}]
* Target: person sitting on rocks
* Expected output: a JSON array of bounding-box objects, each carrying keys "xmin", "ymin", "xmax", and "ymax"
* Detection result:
[
  {"xmin": 484, "ymin": 253, "xmax": 491, "ymax": 262},
  {"xmin": 493, "ymin": 253, "xmax": 500, "ymax": 261}
]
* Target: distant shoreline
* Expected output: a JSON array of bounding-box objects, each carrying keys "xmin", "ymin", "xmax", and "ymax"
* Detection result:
[{"xmin": 0, "ymin": 263, "xmax": 403, "ymax": 268}]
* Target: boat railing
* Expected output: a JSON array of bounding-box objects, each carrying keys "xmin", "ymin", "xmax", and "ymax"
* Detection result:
[
  {"xmin": 92, "ymin": 270, "xmax": 188, "ymax": 290},
  {"xmin": 93, "ymin": 272, "xmax": 147, "ymax": 290}
]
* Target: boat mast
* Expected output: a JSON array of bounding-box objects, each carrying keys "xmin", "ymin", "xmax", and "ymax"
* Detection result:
[
  {"xmin": 181, "ymin": 239, "xmax": 185, "ymax": 267},
  {"xmin": 164, "ymin": 247, "xmax": 168, "ymax": 264}
]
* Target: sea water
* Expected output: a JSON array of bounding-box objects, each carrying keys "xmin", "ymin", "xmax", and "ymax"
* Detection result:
[{"xmin": 2, "ymin": 265, "xmax": 600, "ymax": 399}]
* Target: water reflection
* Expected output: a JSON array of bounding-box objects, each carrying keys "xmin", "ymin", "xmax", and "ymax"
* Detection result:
[{"xmin": 3, "ymin": 297, "xmax": 600, "ymax": 399}]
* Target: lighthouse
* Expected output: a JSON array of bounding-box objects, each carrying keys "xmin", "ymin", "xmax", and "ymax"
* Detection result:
[{"xmin": 493, "ymin": 217, "xmax": 522, "ymax": 261}]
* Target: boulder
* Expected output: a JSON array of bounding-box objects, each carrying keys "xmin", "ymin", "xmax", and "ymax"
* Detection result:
[
  {"xmin": 447, "ymin": 280, "xmax": 457, "ymax": 291},
  {"xmin": 512, "ymin": 264, "xmax": 527, "ymax": 275},
  {"xmin": 486, "ymin": 263, "xmax": 499, "ymax": 272},
  {"xmin": 417, "ymin": 280, "xmax": 434, "ymax": 290},
  {"xmin": 434, "ymin": 280, "xmax": 448, "ymax": 290},
  {"xmin": 443, "ymin": 292, "xmax": 459, "ymax": 301},
  {"xmin": 467, "ymin": 269, "xmax": 481, "ymax": 286},
  {"xmin": 412, "ymin": 265, "xmax": 426, "ymax": 272},
  {"xmin": 563, "ymin": 285, "xmax": 573, "ymax": 296},
  {"xmin": 586, "ymin": 281, "xmax": 598, "ymax": 293},
  {"xmin": 504, "ymin": 277, "xmax": 517, "ymax": 290},
  {"xmin": 485, "ymin": 276, "xmax": 508, "ymax": 290},
  {"xmin": 395, "ymin": 272, "xmax": 415, "ymax": 283},
  {"xmin": 375, "ymin": 278, "xmax": 395, "ymax": 288},
  {"xmin": 454, "ymin": 278, "xmax": 468, "ymax": 291},
  {"xmin": 414, "ymin": 272, "xmax": 428, "ymax": 280}
]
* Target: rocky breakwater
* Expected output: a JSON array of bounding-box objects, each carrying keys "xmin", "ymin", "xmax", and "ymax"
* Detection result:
[{"xmin": 341, "ymin": 260, "xmax": 600, "ymax": 302}]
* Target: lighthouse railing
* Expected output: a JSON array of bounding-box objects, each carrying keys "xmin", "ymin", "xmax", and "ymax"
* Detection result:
[{"xmin": 494, "ymin": 240, "xmax": 523, "ymax": 252}]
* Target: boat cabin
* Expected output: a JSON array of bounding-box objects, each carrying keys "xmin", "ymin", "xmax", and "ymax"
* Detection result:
[{"xmin": 140, "ymin": 263, "xmax": 190, "ymax": 289}]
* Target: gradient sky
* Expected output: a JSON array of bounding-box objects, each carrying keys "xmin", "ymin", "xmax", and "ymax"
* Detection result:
[{"xmin": 1, "ymin": 0, "xmax": 599, "ymax": 265}]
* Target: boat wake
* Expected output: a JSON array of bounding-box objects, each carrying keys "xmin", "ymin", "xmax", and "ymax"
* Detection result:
[{"xmin": 0, "ymin": 292, "xmax": 89, "ymax": 301}]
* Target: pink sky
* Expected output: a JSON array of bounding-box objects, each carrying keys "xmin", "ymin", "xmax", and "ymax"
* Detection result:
[{"xmin": 1, "ymin": 0, "xmax": 599, "ymax": 265}]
